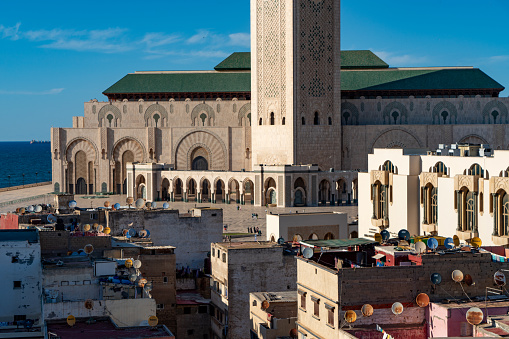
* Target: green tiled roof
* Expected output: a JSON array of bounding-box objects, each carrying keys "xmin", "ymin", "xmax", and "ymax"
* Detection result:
[
  {"xmin": 214, "ymin": 52, "xmax": 251, "ymax": 70},
  {"xmin": 341, "ymin": 50, "xmax": 389, "ymax": 69},
  {"xmin": 342, "ymin": 68, "xmax": 504, "ymax": 91},
  {"xmin": 103, "ymin": 72, "xmax": 251, "ymax": 94}
]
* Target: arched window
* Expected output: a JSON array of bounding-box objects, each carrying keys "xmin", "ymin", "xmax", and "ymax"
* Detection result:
[
  {"xmin": 302, "ymin": 117, "xmax": 306, "ymax": 125},
  {"xmin": 469, "ymin": 164, "xmax": 483, "ymax": 176},
  {"xmin": 382, "ymin": 161, "xmax": 395, "ymax": 173},
  {"xmin": 372, "ymin": 181, "xmax": 388, "ymax": 221},
  {"xmin": 314, "ymin": 112, "xmax": 320, "ymax": 125},
  {"xmin": 433, "ymin": 162, "xmax": 447, "ymax": 175},
  {"xmin": 457, "ymin": 187, "xmax": 477, "ymax": 232},
  {"xmin": 282, "ymin": 117, "xmax": 285, "ymax": 125},
  {"xmin": 328, "ymin": 117, "xmax": 332, "ymax": 125},
  {"xmin": 270, "ymin": 112, "xmax": 275, "ymax": 125},
  {"xmin": 493, "ymin": 190, "xmax": 509, "ymax": 236},
  {"xmin": 422, "ymin": 184, "xmax": 438, "ymax": 225},
  {"xmin": 259, "ymin": 117, "xmax": 263, "ymax": 125}
]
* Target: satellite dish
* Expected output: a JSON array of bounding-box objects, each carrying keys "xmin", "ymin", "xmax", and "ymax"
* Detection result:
[
  {"xmin": 471, "ymin": 237, "xmax": 482, "ymax": 248},
  {"xmin": 27, "ymin": 205, "xmax": 34, "ymax": 212},
  {"xmin": 35, "ymin": 205, "xmax": 42, "ymax": 213},
  {"xmin": 427, "ymin": 237, "xmax": 438, "ymax": 250},
  {"xmin": 84, "ymin": 244, "xmax": 94, "ymax": 255},
  {"xmin": 303, "ymin": 247, "xmax": 313, "ymax": 259},
  {"xmin": 20, "ymin": 207, "xmax": 26, "ymax": 214},
  {"xmin": 93, "ymin": 223, "xmax": 99, "ymax": 230},
  {"xmin": 66, "ymin": 315, "xmax": 76, "ymax": 327},
  {"xmin": 452, "ymin": 270, "xmax": 464, "ymax": 283},
  {"xmin": 47, "ymin": 214, "xmax": 57, "ymax": 223},
  {"xmin": 163, "ymin": 202, "xmax": 169, "ymax": 209},
  {"xmin": 431, "ymin": 273, "xmax": 442, "ymax": 285},
  {"xmin": 398, "ymin": 229, "xmax": 410, "ymax": 241},
  {"xmin": 97, "ymin": 225, "xmax": 104, "ymax": 233},
  {"xmin": 453, "ymin": 235, "xmax": 460, "ymax": 247},
  {"xmin": 139, "ymin": 230, "xmax": 148, "ymax": 238},
  {"xmin": 463, "ymin": 274, "xmax": 473, "ymax": 286},
  {"xmin": 104, "ymin": 201, "xmax": 110, "ymax": 208},
  {"xmin": 145, "ymin": 202, "xmax": 152, "ymax": 209},
  {"xmin": 84, "ymin": 299, "xmax": 94, "ymax": 309},
  {"xmin": 138, "ymin": 278, "xmax": 148, "ymax": 287},
  {"xmin": 344, "ymin": 310, "xmax": 357, "ymax": 323},
  {"xmin": 444, "ymin": 237, "xmax": 454, "ymax": 249},
  {"xmin": 277, "ymin": 237, "xmax": 285, "ymax": 245},
  {"xmin": 126, "ymin": 197, "xmax": 134, "ymax": 205},
  {"xmin": 466, "ymin": 307, "xmax": 484, "ymax": 325},
  {"xmin": 133, "ymin": 260, "xmax": 142, "ymax": 269},
  {"xmin": 415, "ymin": 241, "xmax": 426, "ymax": 254},
  {"xmin": 122, "ymin": 229, "xmax": 129, "ymax": 236},
  {"xmin": 261, "ymin": 300, "xmax": 270, "ymax": 310},
  {"xmin": 148, "ymin": 315, "xmax": 158, "ymax": 327},
  {"xmin": 151, "ymin": 202, "xmax": 157, "ymax": 209},
  {"xmin": 69, "ymin": 200, "xmax": 77, "ymax": 208},
  {"xmin": 495, "ymin": 271, "xmax": 507, "ymax": 286},
  {"xmin": 391, "ymin": 302, "xmax": 404, "ymax": 315},
  {"xmin": 104, "ymin": 226, "xmax": 111, "ymax": 235},
  {"xmin": 145, "ymin": 229, "xmax": 151, "ymax": 238},
  {"xmin": 144, "ymin": 282, "xmax": 153, "ymax": 292},
  {"xmin": 125, "ymin": 259, "xmax": 133, "ymax": 268},
  {"xmin": 361, "ymin": 304, "xmax": 373, "ymax": 317},
  {"xmin": 114, "ymin": 203, "xmax": 121, "ymax": 210},
  {"xmin": 135, "ymin": 199, "xmax": 145, "ymax": 209},
  {"xmin": 128, "ymin": 229, "xmax": 136, "ymax": 237},
  {"xmin": 83, "ymin": 224, "xmax": 91, "ymax": 232},
  {"xmin": 289, "ymin": 328, "xmax": 298, "ymax": 339},
  {"xmin": 416, "ymin": 293, "xmax": 430, "ymax": 307},
  {"xmin": 129, "ymin": 273, "xmax": 137, "ymax": 282},
  {"xmin": 380, "ymin": 230, "xmax": 390, "ymax": 241},
  {"xmin": 374, "ymin": 233, "xmax": 382, "ymax": 243}
]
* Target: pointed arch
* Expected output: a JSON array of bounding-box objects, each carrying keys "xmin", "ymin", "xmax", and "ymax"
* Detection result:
[
  {"xmin": 238, "ymin": 103, "xmax": 251, "ymax": 126},
  {"xmin": 98, "ymin": 105, "xmax": 122, "ymax": 127},
  {"xmin": 65, "ymin": 138, "xmax": 98, "ymax": 163}
]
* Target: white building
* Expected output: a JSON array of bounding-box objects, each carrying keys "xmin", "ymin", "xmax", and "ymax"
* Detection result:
[
  {"xmin": 0, "ymin": 229, "xmax": 43, "ymax": 332},
  {"xmin": 265, "ymin": 212, "xmax": 352, "ymax": 243},
  {"xmin": 359, "ymin": 144, "xmax": 509, "ymax": 246}
]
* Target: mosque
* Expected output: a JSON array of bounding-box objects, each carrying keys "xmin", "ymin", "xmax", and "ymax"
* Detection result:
[{"xmin": 51, "ymin": 0, "xmax": 508, "ymax": 207}]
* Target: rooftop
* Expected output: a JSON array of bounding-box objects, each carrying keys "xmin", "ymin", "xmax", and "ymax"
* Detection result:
[
  {"xmin": 177, "ymin": 290, "xmax": 210, "ymax": 305},
  {"xmin": 215, "ymin": 241, "xmax": 282, "ymax": 251},
  {"xmin": 251, "ymin": 291, "xmax": 297, "ymax": 303},
  {"xmin": 0, "ymin": 229, "xmax": 39, "ymax": 243},
  {"xmin": 300, "ymin": 238, "xmax": 377, "ymax": 248}
]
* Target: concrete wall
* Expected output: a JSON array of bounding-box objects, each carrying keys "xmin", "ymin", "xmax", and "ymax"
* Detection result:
[
  {"xmin": 0, "ymin": 236, "xmax": 42, "ymax": 323},
  {"xmin": 39, "ymin": 230, "xmax": 112, "ymax": 256},
  {"xmin": 43, "ymin": 265, "xmax": 100, "ymax": 302},
  {"xmin": 106, "ymin": 209, "xmax": 222, "ymax": 269},
  {"xmin": 44, "ymin": 298, "xmax": 156, "ymax": 327}
]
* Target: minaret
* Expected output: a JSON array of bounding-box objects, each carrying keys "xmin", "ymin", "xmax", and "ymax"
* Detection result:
[{"xmin": 251, "ymin": 0, "xmax": 341, "ymax": 170}]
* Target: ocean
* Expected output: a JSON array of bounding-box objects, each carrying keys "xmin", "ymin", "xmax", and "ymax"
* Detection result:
[{"xmin": 0, "ymin": 142, "xmax": 52, "ymax": 189}]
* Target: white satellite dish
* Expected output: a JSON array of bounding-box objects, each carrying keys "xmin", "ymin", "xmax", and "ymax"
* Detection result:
[
  {"xmin": 27, "ymin": 205, "xmax": 34, "ymax": 212},
  {"xmin": 151, "ymin": 202, "xmax": 157, "ymax": 209},
  {"xmin": 135, "ymin": 199, "xmax": 145, "ymax": 209},
  {"xmin": 69, "ymin": 200, "xmax": 77, "ymax": 208},
  {"xmin": 415, "ymin": 241, "xmax": 426, "ymax": 254},
  {"xmin": 303, "ymin": 247, "xmax": 313, "ymax": 259},
  {"xmin": 133, "ymin": 260, "xmax": 142, "ymax": 269},
  {"xmin": 163, "ymin": 203, "xmax": 169, "ymax": 209},
  {"xmin": 34, "ymin": 205, "xmax": 43, "ymax": 213}
]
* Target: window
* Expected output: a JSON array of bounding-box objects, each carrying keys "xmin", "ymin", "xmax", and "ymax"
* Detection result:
[
  {"xmin": 282, "ymin": 117, "xmax": 286, "ymax": 125},
  {"xmin": 184, "ymin": 307, "xmax": 191, "ymax": 314},
  {"xmin": 372, "ymin": 182, "xmax": 388, "ymax": 220},
  {"xmin": 187, "ymin": 329, "xmax": 194, "ymax": 336},
  {"xmin": 382, "ymin": 160, "xmax": 395, "ymax": 173},
  {"xmin": 212, "ymin": 248, "xmax": 215, "ymax": 257},
  {"xmin": 326, "ymin": 305, "xmax": 335, "ymax": 327},
  {"xmin": 222, "ymin": 253, "xmax": 226, "ymax": 263},
  {"xmin": 217, "ymin": 250, "xmax": 220, "ymax": 258},
  {"xmin": 493, "ymin": 190, "xmax": 509, "ymax": 236},
  {"xmin": 312, "ymin": 297, "xmax": 320, "ymax": 318},
  {"xmin": 433, "ymin": 162, "xmax": 447, "ymax": 175},
  {"xmin": 299, "ymin": 291, "xmax": 307, "ymax": 310},
  {"xmin": 469, "ymin": 163, "xmax": 483, "ymax": 176},
  {"xmin": 328, "ymin": 117, "xmax": 332, "ymax": 125},
  {"xmin": 457, "ymin": 188, "xmax": 477, "ymax": 232},
  {"xmin": 259, "ymin": 118, "xmax": 263, "ymax": 125},
  {"xmin": 302, "ymin": 117, "xmax": 306, "ymax": 125},
  {"xmin": 13, "ymin": 281, "xmax": 21, "ymax": 289},
  {"xmin": 163, "ymin": 276, "xmax": 168, "ymax": 284},
  {"xmin": 198, "ymin": 305, "xmax": 208, "ymax": 314},
  {"xmin": 270, "ymin": 112, "xmax": 275, "ymax": 125},
  {"xmin": 253, "ymin": 300, "xmax": 257, "ymax": 307},
  {"xmin": 13, "ymin": 315, "xmax": 26, "ymax": 322},
  {"xmin": 423, "ymin": 184, "xmax": 438, "ymax": 225},
  {"xmin": 157, "ymin": 304, "xmax": 165, "ymax": 310},
  {"xmin": 314, "ymin": 112, "xmax": 320, "ymax": 125}
]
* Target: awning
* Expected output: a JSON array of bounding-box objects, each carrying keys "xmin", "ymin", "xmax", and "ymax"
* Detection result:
[{"xmin": 372, "ymin": 253, "xmax": 386, "ymax": 260}]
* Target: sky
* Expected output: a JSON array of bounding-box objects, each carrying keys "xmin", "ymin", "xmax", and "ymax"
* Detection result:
[{"xmin": 0, "ymin": 0, "xmax": 508, "ymax": 141}]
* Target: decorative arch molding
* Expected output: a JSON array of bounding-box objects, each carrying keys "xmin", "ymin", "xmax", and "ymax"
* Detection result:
[
  {"xmin": 483, "ymin": 100, "xmax": 508, "ymax": 124},
  {"xmin": 213, "ymin": 176, "xmax": 227, "ymax": 188},
  {"xmin": 382, "ymin": 102, "xmax": 408, "ymax": 125},
  {"xmin": 199, "ymin": 176, "xmax": 212, "ymax": 187},
  {"xmin": 144, "ymin": 103, "xmax": 169, "ymax": 126},
  {"xmin": 341, "ymin": 102, "xmax": 359, "ymax": 125},
  {"xmin": 191, "ymin": 103, "xmax": 215, "ymax": 126},
  {"xmin": 65, "ymin": 137, "xmax": 99, "ymax": 163},
  {"xmin": 98, "ymin": 105, "xmax": 122, "ymax": 127},
  {"xmin": 458, "ymin": 134, "xmax": 489, "ymax": 145},
  {"xmin": 370, "ymin": 127, "xmax": 423, "ymax": 152},
  {"xmin": 111, "ymin": 137, "xmax": 146, "ymax": 163},
  {"xmin": 187, "ymin": 143, "xmax": 213, "ymax": 170},
  {"xmin": 174, "ymin": 130, "xmax": 228, "ymax": 171},
  {"xmin": 238, "ymin": 103, "xmax": 251, "ymax": 126},
  {"xmin": 432, "ymin": 101, "xmax": 458, "ymax": 124}
]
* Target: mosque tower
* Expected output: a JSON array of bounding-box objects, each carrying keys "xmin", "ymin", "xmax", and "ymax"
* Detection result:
[{"xmin": 250, "ymin": 0, "xmax": 342, "ymax": 170}]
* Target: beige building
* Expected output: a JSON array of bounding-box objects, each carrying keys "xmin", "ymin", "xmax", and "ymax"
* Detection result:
[
  {"xmin": 209, "ymin": 242, "xmax": 297, "ymax": 339},
  {"xmin": 52, "ymin": 0, "xmax": 508, "ymax": 208},
  {"xmin": 266, "ymin": 211, "xmax": 352, "ymax": 243},
  {"xmin": 249, "ymin": 291, "xmax": 297, "ymax": 339},
  {"xmin": 359, "ymin": 144, "xmax": 509, "ymax": 246}
]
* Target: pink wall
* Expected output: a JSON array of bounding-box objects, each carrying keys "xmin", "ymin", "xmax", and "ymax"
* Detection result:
[{"xmin": 0, "ymin": 213, "xmax": 18, "ymax": 229}]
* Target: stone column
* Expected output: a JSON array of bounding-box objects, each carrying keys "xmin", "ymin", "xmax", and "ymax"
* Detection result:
[{"xmin": 493, "ymin": 193, "xmax": 498, "ymax": 236}]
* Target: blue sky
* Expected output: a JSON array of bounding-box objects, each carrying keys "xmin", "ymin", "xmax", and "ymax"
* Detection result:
[{"xmin": 0, "ymin": 0, "xmax": 508, "ymax": 141}]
